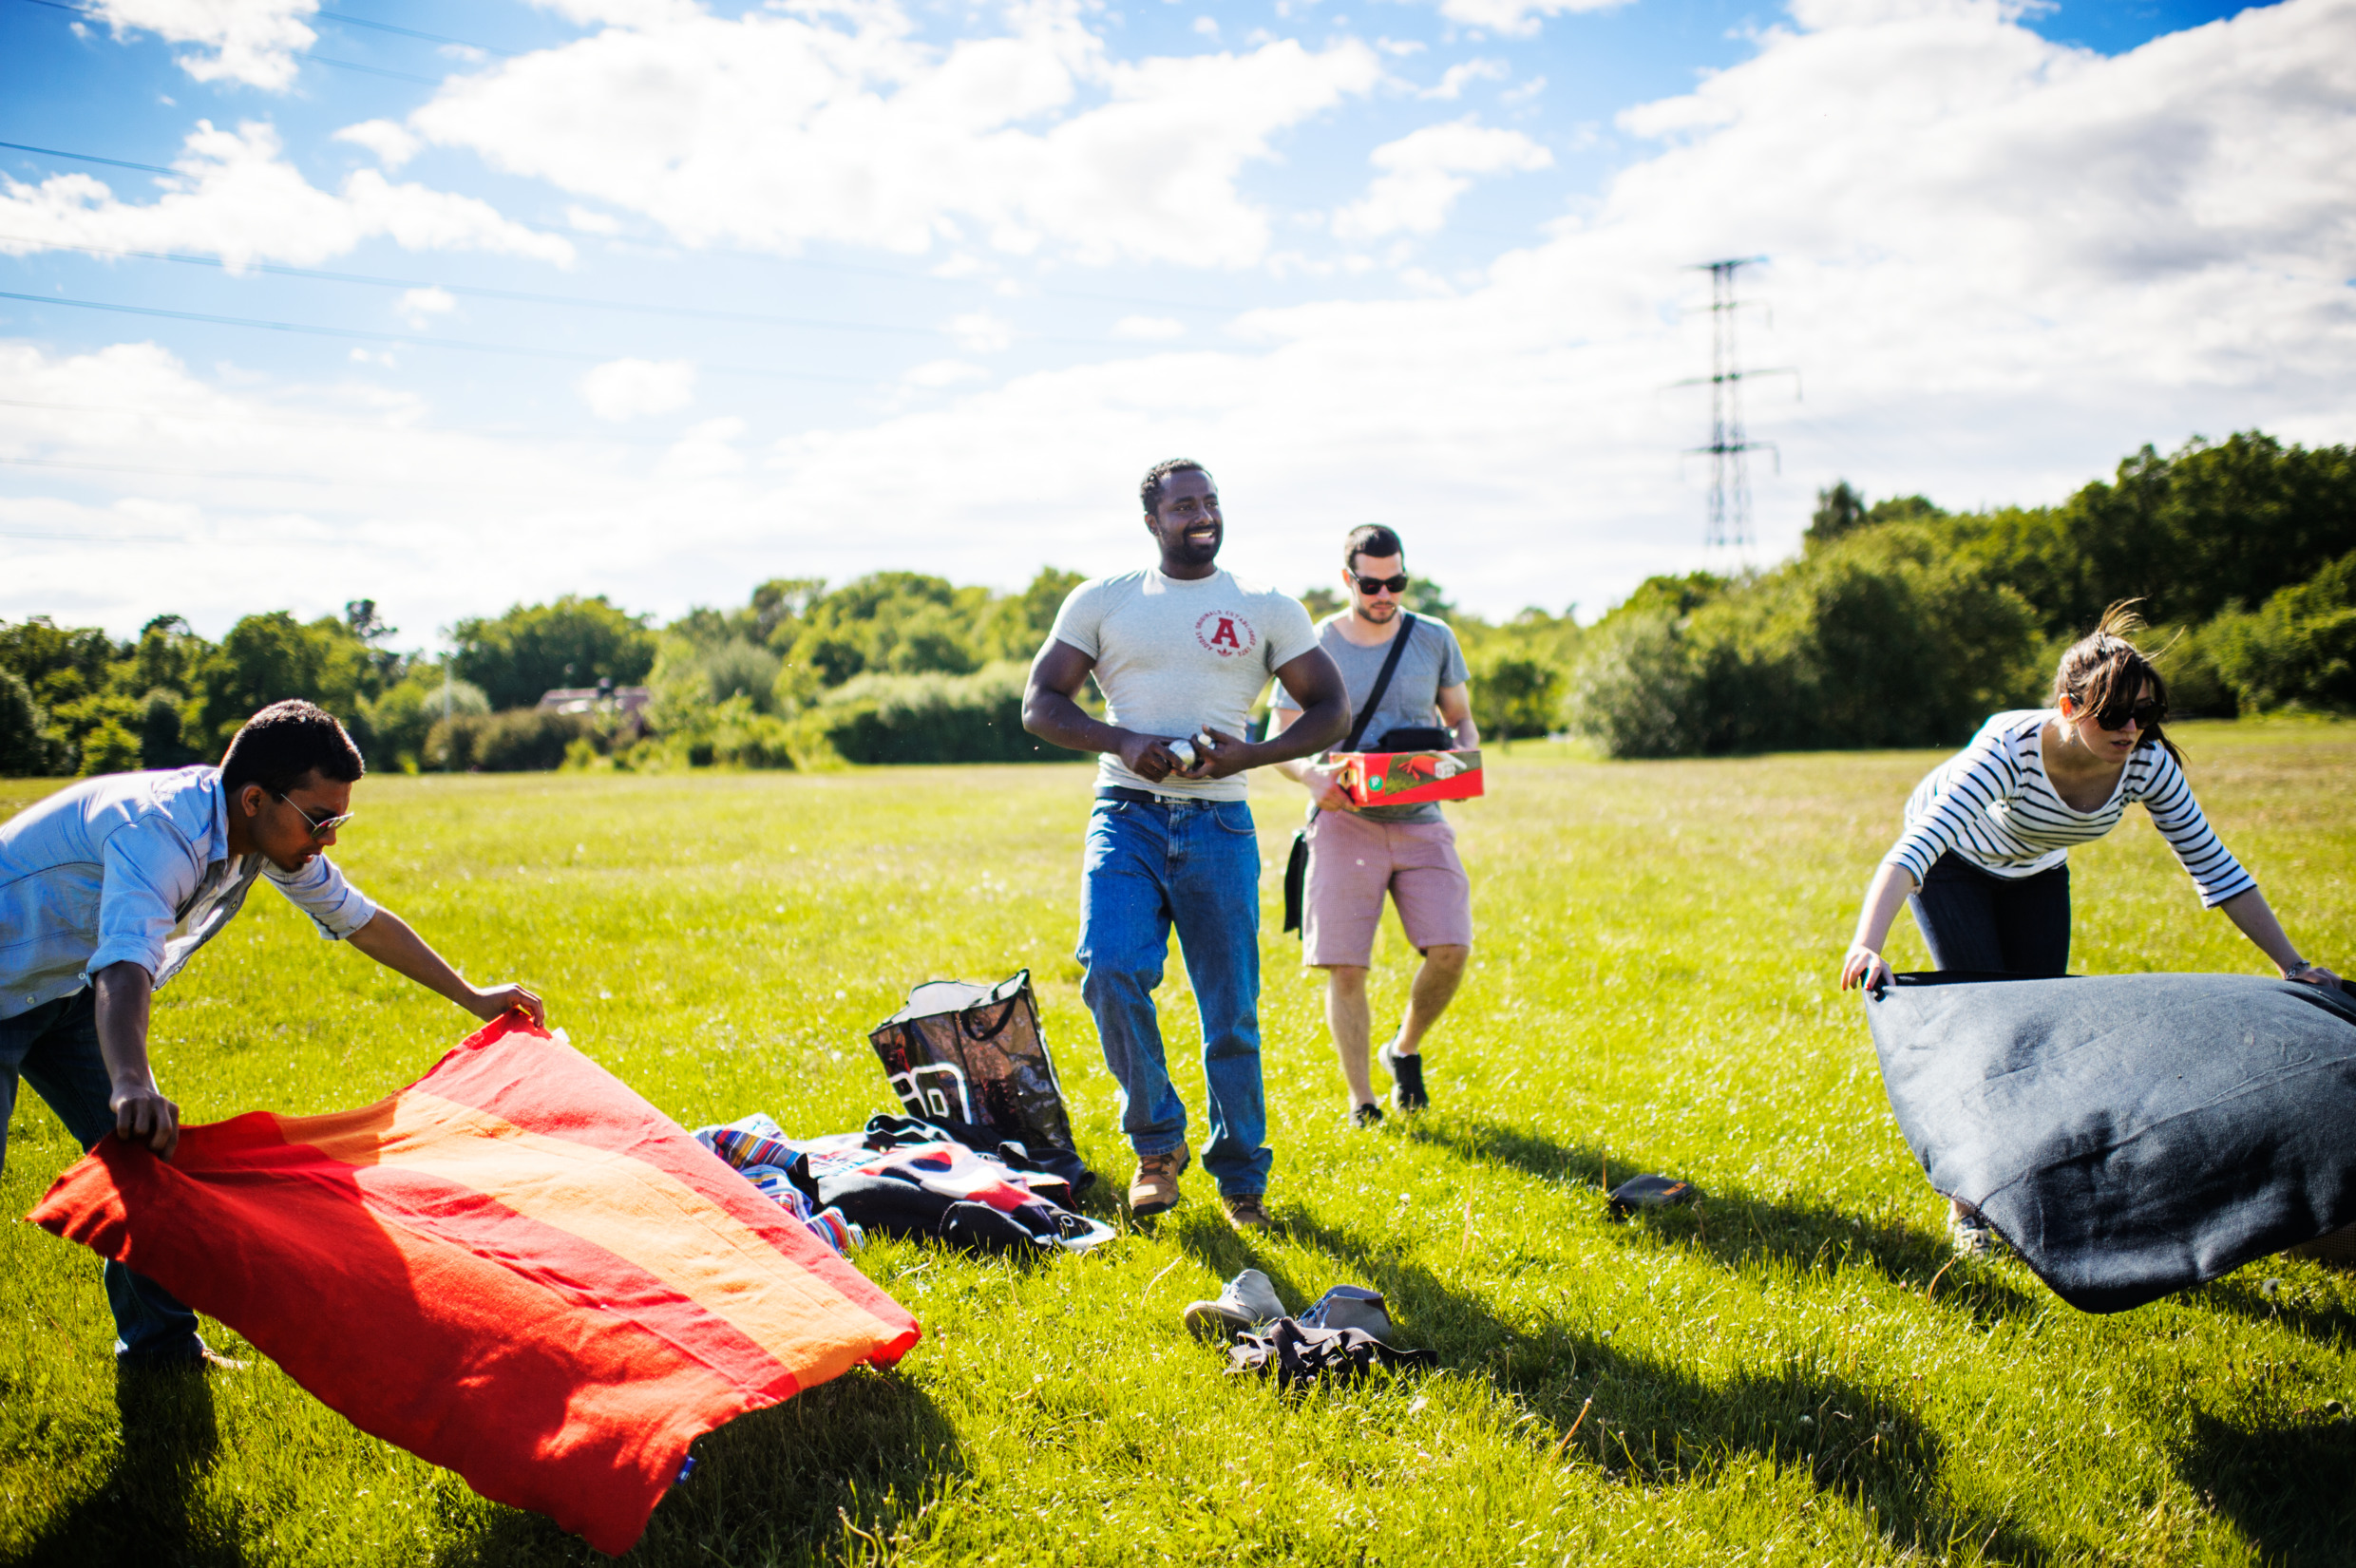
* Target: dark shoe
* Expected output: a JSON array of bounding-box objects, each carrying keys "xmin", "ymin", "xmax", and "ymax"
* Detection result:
[
  {"xmin": 1380, "ymin": 1038, "xmax": 1429, "ymax": 1111},
  {"xmin": 1129, "ymin": 1146, "xmax": 1189, "ymax": 1217},
  {"xmin": 1222, "ymin": 1191, "xmax": 1271, "ymax": 1233},
  {"xmin": 1348, "ymin": 1102, "xmax": 1384, "ymax": 1129}
]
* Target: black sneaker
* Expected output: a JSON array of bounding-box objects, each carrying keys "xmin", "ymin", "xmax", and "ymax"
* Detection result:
[
  {"xmin": 1379, "ymin": 1039, "xmax": 1429, "ymax": 1111},
  {"xmin": 1348, "ymin": 1102, "xmax": 1384, "ymax": 1128}
]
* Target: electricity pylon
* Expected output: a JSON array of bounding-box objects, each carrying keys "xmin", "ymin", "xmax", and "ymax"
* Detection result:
[{"xmin": 1681, "ymin": 257, "xmax": 1796, "ymax": 551}]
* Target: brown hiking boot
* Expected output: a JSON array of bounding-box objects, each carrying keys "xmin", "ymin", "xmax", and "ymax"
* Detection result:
[
  {"xmin": 1222, "ymin": 1191, "xmax": 1271, "ymax": 1233},
  {"xmin": 1129, "ymin": 1147, "xmax": 1189, "ymax": 1217}
]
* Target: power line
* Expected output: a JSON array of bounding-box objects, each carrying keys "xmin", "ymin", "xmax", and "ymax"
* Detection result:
[
  {"xmin": 9, "ymin": 0, "xmax": 514, "ymax": 59},
  {"xmin": 0, "ymin": 395, "xmax": 704, "ymax": 448},
  {"xmin": 0, "ymin": 288, "xmax": 883, "ymax": 384},
  {"xmin": 0, "ymin": 234, "xmax": 1030, "ymax": 343},
  {"xmin": 0, "ymin": 140, "xmax": 176, "ymax": 178},
  {"xmin": 308, "ymin": 55, "xmax": 442, "ymax": 87}
]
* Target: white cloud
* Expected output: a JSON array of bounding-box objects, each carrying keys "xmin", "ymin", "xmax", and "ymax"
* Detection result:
[
  {"xmin": 408, "ymin": 0, "xmax": 1381, "ymax": 268},
  {"xmin": 949, "ymin": 312, "xmax": 1016, "ymax": 353},
  {"xmin": 333, "ymin": 119, "xmax": 422, "ymax": 169},
  {"xmin": 92, "ymin": 0, "xmax": 318, "ymax": 90},
  {"xmin": 395, "ymin": 287, "xmax": 456, "ymax": 327},
  {"xmin": 1334, "ymin": 119, "xmax": 1554, "ymax": 239},
  {"xmin": 579, "ymin": 357, "xmax": 696, "ymax": 421},
  {"xmin": 10, "ymin": 0, "xmax": 2356, "ymax": 640},
  {"xmin": 1113, "ymin": 315, "xmax": 1187, "ymax": 340},
  {"xmin": 1425, "ymin": 58, "xmax": 1509, "ymax": 100},
  {"xmin": 1430, "ymin": 0, "xmax": 1632, "ymax": 39},
  {"xmin": 0, "ymin": 122, "xmax": 576, "ymax": 272},
  {"xmin": 902, "ymin": 358, "xmax": 988, "ymax": 388},
  {"xmin": 566, "ymin": 204, "xmax": 624, "ymax": 235}
]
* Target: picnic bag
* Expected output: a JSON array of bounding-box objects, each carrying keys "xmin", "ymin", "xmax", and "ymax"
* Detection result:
[{"xmin": 868, "ymin": 971, "xmax": 1092, "ymax": 1190}]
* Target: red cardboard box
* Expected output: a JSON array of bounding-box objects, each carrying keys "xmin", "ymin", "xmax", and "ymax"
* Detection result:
[{"xmin": 1333, "ymin": 748, "xmax": 1484, "ymax": 808}]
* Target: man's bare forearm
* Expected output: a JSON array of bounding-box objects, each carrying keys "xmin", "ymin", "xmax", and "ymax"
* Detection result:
[
  {"xmin": 92, "ymin": 962, "xmax": 157, "ymax": 1092},
  {"xmin": 1022, "ymin": 686, "xmax": 1135, "ymax": 755}
]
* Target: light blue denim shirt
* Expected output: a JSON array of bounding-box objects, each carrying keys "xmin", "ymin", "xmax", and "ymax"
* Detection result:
[{"xmin": 0, "ymin": 766, "xmax": 377, "ymax": 1020}]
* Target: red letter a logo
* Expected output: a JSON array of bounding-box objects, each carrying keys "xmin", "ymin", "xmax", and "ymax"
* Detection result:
[{"xmin": 1210, "ymin": 617, "xmax": 1240, "ymax": 648}]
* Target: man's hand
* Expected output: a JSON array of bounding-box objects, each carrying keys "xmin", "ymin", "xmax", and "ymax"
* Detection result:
[
  {"xmin": 1302, "ymin": 762, "xmax": 1355, "ymax": 810},
  {"xmin": 467, "ymin": 983, "xmax": 547, "ymax": 1028},
  {"xmin": 1116, "ymin": 732, "xmax": 1190, "ymax": 784},
  {"xmin": 110, "ymin": 1079, "xmax": 180, "ymax": 1159},
  {"xmin": 1186, "ymin": 727, "xmax": 1259, "ymax": 781}
]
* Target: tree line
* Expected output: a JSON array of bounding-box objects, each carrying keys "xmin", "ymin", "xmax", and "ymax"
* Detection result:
[
  {"xmin": 6, "ymin": 426, "xmax": 2343, "ymax": 777},
  {"xmin": 0, "ymin": 566, "xmax": 1573, "ymax": 777},
  {"xmin": 1565, "ymin": 430, "xmax": 2356, "ymax": 756}
]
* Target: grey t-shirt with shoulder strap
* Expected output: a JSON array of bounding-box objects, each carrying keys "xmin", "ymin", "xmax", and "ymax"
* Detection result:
[{"xmin": 1272, "ymin": 613, "xmax": 1470, "ymax": 822}]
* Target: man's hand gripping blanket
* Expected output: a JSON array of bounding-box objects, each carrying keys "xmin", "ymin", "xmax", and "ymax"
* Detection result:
[{"xmin": 27, "ymin": 1013, "xmax": 922, "ymax": 1556}]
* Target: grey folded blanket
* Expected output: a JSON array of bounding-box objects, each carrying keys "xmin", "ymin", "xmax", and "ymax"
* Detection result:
[{"xmin": 1865, "ymin": 972, "xmax": 2356, "ymax": 1313}]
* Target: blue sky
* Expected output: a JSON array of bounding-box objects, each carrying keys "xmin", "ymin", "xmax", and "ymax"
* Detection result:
[{"xmin": 2, "ymin": 0, "xmax": 2348, "ymax": 645}]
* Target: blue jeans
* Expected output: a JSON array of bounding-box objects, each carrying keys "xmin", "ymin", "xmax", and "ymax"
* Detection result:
[
  {"xmin": 1910, "ymin": 851, "xmax": 2072, "ymax": 977},
  {"xmin": 1076, "ymin": 796, "xmax": 1271, "ymax": 1196},
  {"xmin": 1, "ymin": 991, "xmax": 206, "ymax": 1362}
]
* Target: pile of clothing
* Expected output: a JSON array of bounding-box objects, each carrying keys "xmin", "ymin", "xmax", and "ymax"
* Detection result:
[
  {"xmin": 1184, "ymin": 1269, "xmax": 1438, "ymax": 1388},
  {"xmin": 696, "ymin": 1112, "xmax": 1114, "ymax": 1256}
]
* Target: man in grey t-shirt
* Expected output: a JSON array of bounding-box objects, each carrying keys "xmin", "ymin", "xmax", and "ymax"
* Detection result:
[
  {"xmin": 1022, "ymin": 459, "xmax": 1346, "ymax": 1231},
  {"xmin": 1272, "ymin": 525, "xmax": 1476, "ymax": 1123}
]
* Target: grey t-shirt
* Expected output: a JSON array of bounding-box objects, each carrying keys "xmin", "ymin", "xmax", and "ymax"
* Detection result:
[
  {"xmin": 1274, "ymin": 613, "xmax": 1470, "ymax": 822},
  {"xmin": 1048, "ymin": 566, "xmax": 1320, "ymax": 803}
]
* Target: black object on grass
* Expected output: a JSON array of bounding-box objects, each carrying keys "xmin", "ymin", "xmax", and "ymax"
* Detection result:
[{"xmin": 1606, "ymin": 1174, "xmax": 1704, "ymax": 1219}]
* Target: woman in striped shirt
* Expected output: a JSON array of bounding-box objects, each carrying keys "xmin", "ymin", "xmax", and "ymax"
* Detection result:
[{"xmin": 1838, "ymin": 605, "xmax": 2343, "ymax": 997}]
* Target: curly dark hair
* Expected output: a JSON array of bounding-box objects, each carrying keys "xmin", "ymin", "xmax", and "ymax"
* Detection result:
[
  {"xmin": 219, "ymin": 700, "xmax": 366, "ymax": 799},
  {"xmin": 1139, "ymin": 458, "xmax": 1210, "ymax": 519},
  {"xmin": 2051, "ymin": 601, "xmax": 2181, "ymax": 766}
]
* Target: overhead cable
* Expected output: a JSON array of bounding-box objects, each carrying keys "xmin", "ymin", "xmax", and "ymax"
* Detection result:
[{"xmin": 0, "ymin": 289, "xmax": 883, "ymax": 385}]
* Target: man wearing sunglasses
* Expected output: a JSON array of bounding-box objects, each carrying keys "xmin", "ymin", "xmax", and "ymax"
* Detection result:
[
  {"xmin": 1, "ymin": 698, "xmax": 543, "ymax": 1367},
  {"xmin": 1271, "ymin": 524, "xmax": 1476, "ymax": 1124}
]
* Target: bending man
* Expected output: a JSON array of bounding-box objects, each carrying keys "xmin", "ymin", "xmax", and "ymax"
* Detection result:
[{"xmin": 1, "ymin": 699, "xmax": 544, "ymax": 1365}]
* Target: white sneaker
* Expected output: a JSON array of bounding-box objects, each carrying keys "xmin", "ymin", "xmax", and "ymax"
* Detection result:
[
  {"xmin": 1948, "ymin": 1205, "xmax": 2009, "ymax": 1258},
  {"xmin": 1182, "ymin": 1268, "xmax": 1288, "ymax": 1341}
]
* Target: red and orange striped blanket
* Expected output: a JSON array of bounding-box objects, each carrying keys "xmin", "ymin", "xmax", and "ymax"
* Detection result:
[{"xmin": 28, "ymin": 1013, "xmax": 921, "ymax": 1554}]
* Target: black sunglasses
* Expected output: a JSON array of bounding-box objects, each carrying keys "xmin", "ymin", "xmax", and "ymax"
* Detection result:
[
  {"xmin": 2095, "ymin": 699, "xmax": 2166, "ymax": 731},
  {"xmin": 274, "ymin": 791, "xmax": 356, "ymax": 841},
  {"xmin": 1353, "ymin": 574, "xmax": 1409, "ymax": 595}
]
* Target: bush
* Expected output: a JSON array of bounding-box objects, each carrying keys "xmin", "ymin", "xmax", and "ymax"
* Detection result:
[
  {"xmin": 0, "ymin": 669, "xmax": 67, "ymax": 776},
  {"xmin": 138, "ymin": 688, "xmax": 202, "ymax": 769},
  {"xmin": 76, "ymin": 719, "xmax": 142, "ymax": 776},
  {"xmin": 2204, "ymin": 549, "xmax": 2356, "ymax": 713},
  {"xmin": 788, "ymin": 663, "xmax": 1082, "ymax": 765},
  {"xmin": 425, "ymin": 709, "xmax": 590, "ymax": 772},
  {"xmin": 1566, "ymin": 531, "xmax": 2041, "ymax": 758},
  {"xmin": 366, "ymin": 675, "xmax": 490, "ymax": 767}
]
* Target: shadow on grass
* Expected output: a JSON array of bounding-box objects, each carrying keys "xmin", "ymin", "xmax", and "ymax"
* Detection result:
[
  {"xmin": 1403, "ymin": 1115, "xmax": 2042, "ymax": 1325},
  {"xmin": 2189, "ymin": 1267, "xmax": 2356, "ymax": 1346},
  {"xmin": 1210, "ymin": 1208, "xmax": 2046, "ymax": 1564},
  {"xmin": 1169, "ymin": 1171, "xmax": 2053, "ymax": 1563},
  {"xmin": 433, "ymin": 1365, "xmax": 965, "ymax": 1568},
  {"xmin": 11, "ymin": 1361, "xmax": 241, "ymax": 1568},
  {"xmin": 2176, "ymin": 1407, "xmax": 2356, "ymax": 1565}
]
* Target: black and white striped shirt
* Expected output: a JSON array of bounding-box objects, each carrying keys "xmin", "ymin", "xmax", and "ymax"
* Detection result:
[{"xmin": 1884, "ymin": 710, "xmax": 2255, "ymax": 907}]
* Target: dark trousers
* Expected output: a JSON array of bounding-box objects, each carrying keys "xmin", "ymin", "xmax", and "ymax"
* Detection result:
[
  {"xmin": 1, "ymin": 991, "xmax": 205, "ymax": 1361},
  {"xmin": 1910, "ymin": 852, "xmax": 2072, "ymax": 977}
]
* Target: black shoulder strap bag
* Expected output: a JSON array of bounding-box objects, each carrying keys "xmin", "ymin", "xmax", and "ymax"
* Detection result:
[{"xmin": 1282, "ymin": 614, "xmax": 1416, "ymax": 936}]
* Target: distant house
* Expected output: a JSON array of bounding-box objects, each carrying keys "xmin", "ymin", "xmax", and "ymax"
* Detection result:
[{"xmin": 537, "ymin": 679, "xmax": 652, "ymax": 736}]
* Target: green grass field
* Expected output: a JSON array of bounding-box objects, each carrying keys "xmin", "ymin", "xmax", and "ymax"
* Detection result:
[{"xmin": 4, "ymin": 723, "xmax": 2353, "ymax": 1567}]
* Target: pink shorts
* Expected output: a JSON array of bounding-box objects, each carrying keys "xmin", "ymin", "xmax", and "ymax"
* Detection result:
[{"xmin": 1302, "ymin": 809, "xmax": 1474, "ymax": 969}]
